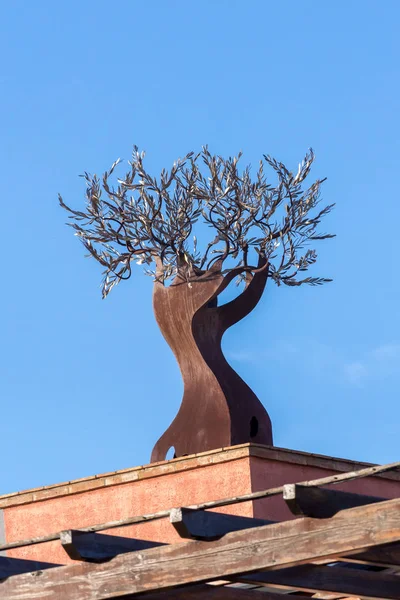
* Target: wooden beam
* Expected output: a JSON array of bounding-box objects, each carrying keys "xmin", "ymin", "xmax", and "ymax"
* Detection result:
[
  {"xmin": 1, "ymin": 497, "xmax": 400, "ymax": 599},
  {"xmin": 283, "ymin": 484, "xmax": 383, "ymax": 518},
  {"xmin": 231, "ymin": 564, "xmax": 400, "ymax": 599},
  {"xmin": 60, "ymin": 531, "xmax": 162, "ymax": 562},
  {"xmin": 170, "ymin": 508, "xmax": 271, "ymax": 540},
  {"xmin": 132, "ymin": 585, "xmax": 312, "ymax": 600},
  {"xmin": 0, "ymin": 557, "xmax": 58, "ymax": 579},
  {"xmin": 310, "ymin": 595, "xmax": 361, "ymax": 600},
  {"xmin": 344, "ymin": 543, "xmax": 400, "ymax": 567}
]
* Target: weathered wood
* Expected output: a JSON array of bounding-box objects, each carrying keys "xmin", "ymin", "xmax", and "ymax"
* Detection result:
[
  {"xmin": 231, "ymin": 564, "xmax": 400, "ymax": 599},
  {"xmin": 132, "ymin": 585, "xmax": 312, "ymax": 600},
  {"xmin": 345, "ymin": 542, "xmax": 400, "ymax": 567},
  {"xmin": 170, "ymin": 508, "xmax": 271, "ymax": 540},
  {"xmin": 60, "ymin": 531, "xmax": 163, "ymax": 562},
  {"xmin": 1, "ymin": 459, "xmax": 399, "ymax": 554},
  {"xmin": 310, "ymin": 595, "xmax": 360, "ymax": 600},
  {"xmin": 1, "ymin": 497, "xmax": 400, "ymax": 599},
  {"xmin": 0, "ymin": 557, "xmax": 58, "ymax": 579},
  {"xmin": 283, "ymin": 484, "xmax": 383, "ymax": 518}
]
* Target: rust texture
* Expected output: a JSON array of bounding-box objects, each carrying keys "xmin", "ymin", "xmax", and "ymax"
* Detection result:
[{"xmin": 151, "ymin": 261, "xmax": 273, "ymax": 462}]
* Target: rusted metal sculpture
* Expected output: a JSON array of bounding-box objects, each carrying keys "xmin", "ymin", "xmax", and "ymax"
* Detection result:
[
  {"xmin": 151, "ymin": 256, "xmax": 272, "ymax": 461},
  {"xmin": 59, "ymin": 146, "xmax": 334, "ymax": 461}
]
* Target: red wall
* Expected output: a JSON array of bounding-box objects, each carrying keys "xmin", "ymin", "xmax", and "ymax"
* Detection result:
[{"xmin": 1, "ymin": 444, "xmax": 399, "ymax": 565}]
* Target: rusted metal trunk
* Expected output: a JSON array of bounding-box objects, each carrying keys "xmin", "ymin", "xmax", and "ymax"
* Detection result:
[{"xmin": 150, "ymin": 269, "xmax": 273, "ymax": 462}]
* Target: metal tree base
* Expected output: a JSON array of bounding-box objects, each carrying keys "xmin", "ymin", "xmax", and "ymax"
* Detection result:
[{"xmin": 150, "ymin": 265, "xmax": 273, "ymax": 463}]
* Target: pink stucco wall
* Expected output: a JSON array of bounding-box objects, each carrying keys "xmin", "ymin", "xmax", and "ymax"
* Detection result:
[
  {"xmin": 4, "ymin": 452, "xmax": 253, "ymax": 564},
  {"xmin": 2, "ymin": 444, "xmax": 399, "ymax": 566},
  {"xmin": 250, "ymin": 455, "xmax": 400, "ymax": 521}
]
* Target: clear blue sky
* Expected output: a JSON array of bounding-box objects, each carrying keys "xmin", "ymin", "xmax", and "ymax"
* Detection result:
[{"xmin": 0, "ymin": 1, "xmax": 399, "ymax": 494}]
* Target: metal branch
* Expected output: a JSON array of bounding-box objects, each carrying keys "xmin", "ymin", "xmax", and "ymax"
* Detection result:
[{"xmin": 59, "ymin": 145, "xmax": 334, "ymax": 297}]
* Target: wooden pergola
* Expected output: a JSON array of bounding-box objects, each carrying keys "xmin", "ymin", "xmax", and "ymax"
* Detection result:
[{"xmin": 1, "ymin": 461, "xmax": 400, "ymax": 600}]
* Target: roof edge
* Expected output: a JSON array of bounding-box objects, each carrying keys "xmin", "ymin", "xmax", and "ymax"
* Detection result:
[{"xmin": 1, "ymin": 444, "xmax": 398, "ymax": 508}]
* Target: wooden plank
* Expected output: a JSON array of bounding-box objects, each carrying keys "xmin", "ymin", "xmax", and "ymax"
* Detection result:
[
  {"xmin": 0, "ymin": 556, "xmax": 59, "ymax": 579},
  {"xmin": 60, "ymin": 530, "xmax": 162, "ymax": 562},
  {"xmin": 283, "ymin": 484, "xmax": 383, "ymax": 518},
  {"xmin": 170, "ymin": 508, "xmax": 271, "ymax": 540},
  {"xmin": 133, "ymin": 585, "xmax": 312, "ymax": 600},
  {"xmin": 1, "ymin": 497, "xmax": 400, "ymax": 599},
  {"xmin": 310, "ymin": 592, "xmax": 362, "ymax": 600},
  {"xmin": 231, "ymin": 564, "xmax": 400, "ymax": 599},
  {"xmin": 345, "ymin": 543, "xmax": 400, "ymax": 567}
]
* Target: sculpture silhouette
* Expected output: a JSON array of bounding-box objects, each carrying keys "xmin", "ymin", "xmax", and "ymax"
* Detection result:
[{"xmin": 59, "ymin": 146, "xmax": 334, "ymax": 462}]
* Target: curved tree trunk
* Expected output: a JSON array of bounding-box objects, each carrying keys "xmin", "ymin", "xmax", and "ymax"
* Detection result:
[{"xmin": 150, "ymin": 268, "xmax": 273, "ymax": 462}]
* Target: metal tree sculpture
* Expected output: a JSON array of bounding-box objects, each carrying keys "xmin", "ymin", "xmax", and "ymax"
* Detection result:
[{"xmin": 59, "ymin": 147, "xmax": 334, "ymax": 462}]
